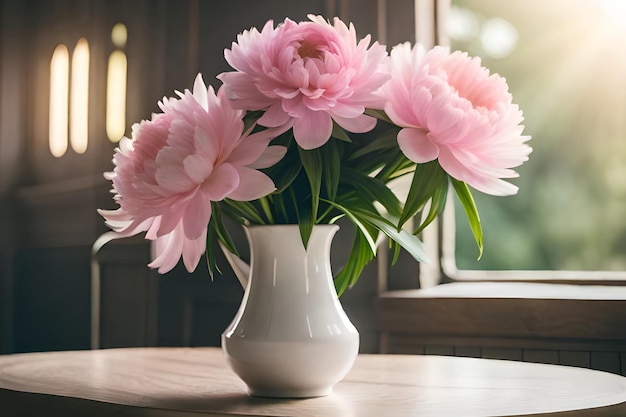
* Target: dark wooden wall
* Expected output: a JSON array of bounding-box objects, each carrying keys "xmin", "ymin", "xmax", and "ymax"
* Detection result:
[{"xmin": 0, "ymin": 0, "xmax": 417, "ymax": 354}]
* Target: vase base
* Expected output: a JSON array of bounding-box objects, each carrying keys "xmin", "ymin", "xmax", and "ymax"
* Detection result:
[{"xmin": 248, "ymin": 386, "xmax": 332, "ymax": 399}]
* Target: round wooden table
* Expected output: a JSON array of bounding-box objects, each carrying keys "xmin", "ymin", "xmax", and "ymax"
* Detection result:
[{"xmin": 1, "ymin": 347, "xmax": 625, "ymax": 416}]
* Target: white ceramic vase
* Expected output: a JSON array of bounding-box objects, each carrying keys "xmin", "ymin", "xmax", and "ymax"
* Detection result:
[{"xmin": 221, "ymin": 224, "xmax": 359, "ymax": 398}]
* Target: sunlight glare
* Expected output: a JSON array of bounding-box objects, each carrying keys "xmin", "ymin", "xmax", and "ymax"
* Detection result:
[
  {"xmin": 480, "ymin": 17, "xmax": 517, "ymax": 59},
  {"xmin": 601, "ymin": 0, "xmax": 626, "ymax": 32},
  {"xmin": 446, "ymin": 6, "xmax": 480, "ymax": 42}
]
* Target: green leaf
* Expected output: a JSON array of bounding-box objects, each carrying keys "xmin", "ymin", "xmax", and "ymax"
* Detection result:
[
  {"xmin": 331, "ymin": 122, "xmax": 352, "ymax": 142},
  {"xmin": 334, "ymin": 231, "xmax": 375, "ymax": 296},
  {"xmin": 211, "ymin": 203, "xmax": 239, "ymax": 256},
  {"xmin": 298, "ymin": 147, "xmax": 323, "ymax": 244},
  {"xmin": 206, "ymin": 203, "xmax": 240, "ymax": 280},
  {"xmin": 342, "ymin": 168, "xmax": 402, "ymax": 218},
  {"xmin": 451, "ymin": 178, "xmax": 484, "ymax": 259},
  {"xmin": 222, "ymin": 199, "xmax": 265, "ymax": 225},
  {"xmin": 265, "ymin": 139, "xmax": 302, "ymax": 193},
  {"xmin": 205, "ymin": 221, "xmax": 220, "ymax": 280},
  {"xmin": 413, "ymin": 179, "xmax": 449, "ymax": 235},
  {"xmin": 390, "ymin": 239, "xmax": 402, "ymax": 266},
  {"xmin": 354, "ymin": 209, "xmax": 430, "ymax": 264},
  {"xmin": 289, "ymin": 185, "xmax": 314, "ymax": 248},
  {"xmin": 364, "ymin": 108, "xmax": 393, "ymax": 124},
  {"xmin": 242, "ymin": 111, "xmax": 263, "ymax": 133},
  {"xmin": 271, "ymin": 193, "xmax": 291, "ymax": 224},
  {"xmin": 321, "ymin": 140, "xmax": 342, "ymax": 200},
  {"xmin": 348, "ymin": 129, "xmax": 399, "ymax": 160},
  {"xmin": 398, "ymin": 161, "xmax": 447, "ymax": 230},
  {"xmin": 321, "ymin": 198, "xmax": 378, "ymax": 255},
  {"xmin": 374, "ymin": 150, "xmax": 414, "ymax": 183},
  {"xmin": 258, "ymin": 196, "xmax": 274, "ymax": 224}
]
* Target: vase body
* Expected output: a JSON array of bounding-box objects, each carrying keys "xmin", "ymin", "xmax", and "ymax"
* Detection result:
[{"xmin": 221, "ymin": 224, "xmax": 359, "ymax": 398}]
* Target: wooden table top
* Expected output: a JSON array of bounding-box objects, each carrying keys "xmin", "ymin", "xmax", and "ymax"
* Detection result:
[{"xmin": 1, "ymin": 347, "xmax": 625, "ymax": 417}]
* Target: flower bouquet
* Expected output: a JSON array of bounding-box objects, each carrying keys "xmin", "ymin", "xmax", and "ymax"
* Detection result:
[{"xmin": 99, "ymin": 15, "xmax": 531, "ymax": 295}]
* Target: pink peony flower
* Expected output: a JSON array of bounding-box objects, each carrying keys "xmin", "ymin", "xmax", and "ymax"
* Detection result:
[
  {"xmin": 217, "ymin": 15, "xmax": 390, "ymax": 150},
  {"xmin": 98, "ymin": 74, "xmax": 286, "ymax": 273},
  {"xmin": 381, "ymin": 43, "xmax": 532, "ymax": 196}
]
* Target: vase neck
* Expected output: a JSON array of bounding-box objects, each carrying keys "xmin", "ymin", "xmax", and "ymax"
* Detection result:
[
  {"xmin": 245, "ymin": 224, "xmax": 339, "ymax": 259},
  {"xmin": 243, "ymin": 224, "xmax": 339, "ymax": 295}
]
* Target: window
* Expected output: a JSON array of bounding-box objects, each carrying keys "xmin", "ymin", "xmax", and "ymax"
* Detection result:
[{"xmin": 439, "ymin": 0, "xmax": 626, "ymax": 282}]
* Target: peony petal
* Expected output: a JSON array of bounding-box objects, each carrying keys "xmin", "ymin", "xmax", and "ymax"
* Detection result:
[
  {"xmin": 258, "ymin": 103, "xmax": 293, "ymax": 127},
  {"xmin": 227, "ymin": 125, "xmax": 289, "ymax": 167},
  {"xmin": 182, "ymin": 228, "xmax": 207, "ymax": 272},
  {"xmin": 397, "ymin": 128, "xmax": 439, "ymax": 163},
  {"xmin": 149, "ymin": 227, "xmax": 184, "ymax": 273},
  {"xmin": 426, "ymin": 97, "xmax": 466, "ymax": 136},
  {"xmin": 217, "ymin": 72, "xmax": 275, "ymax": 110},
  {"xmin": 182, "ymin": 194, "xmax": 212, "ymax": 240},
  {"xmin": 98, "ymin": 208, "xmax": 154, "ymax": 237},
  {"xmin": 438, "ymin": 147, "xmax": 519, "ymax": 196},
  {"xmin": 202, "ymin": 163, "xmax": 240, "ymax": 201},
  {"xmin": 157, "ymin": 209, "xmax": 185, "ymax": 237},
  {"xmin": 228, "ymin": 166, "xmax": 276, "ymax": 201},
  {"xmin": 247, "ymin": 145, "xmax": 287, "ymax": 169},
  {"xmin": 183, "ymin": 154, "xmax": 212, "ymax": 184},
  {"xmin": 192, "ymin": 73, "xmax": 209, "ymax": 111},
  {"xmin": 292, "ymin": 111, "xmax": 333, "ymax": 150},
  {"xmin": 155, "ymin": 166, "xmax": 195, "ymax": 193},
  {"xmin": 144, "ymin": 216, "xmax": 163, "ymax": 240},
  {"xmin": 193, "ymin": 126, "xmax": 220, "ymax": 164},
  {"xmin": 333, "ymin": 113, "xmax": 377, "ymax": 134}
]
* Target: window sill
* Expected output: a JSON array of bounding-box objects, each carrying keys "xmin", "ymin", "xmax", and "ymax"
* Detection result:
[{"xmin": 377, "ymin": 282, "xmax": 626, "ymax": 374}]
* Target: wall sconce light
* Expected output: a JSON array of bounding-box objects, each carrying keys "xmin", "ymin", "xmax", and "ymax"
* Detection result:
[
  {"xmin": 70, "ymin": 37, "xmax": 90, "ymax": 154},
  {"xmin": 49, "ymin": 38, "xmax": 91, "ymax": 158},
  {"xmin": 49, "ymin": 44, "xmax": 69, "ymax": 158},
  {"xmin": 106, "ymin": 23, "xmax": 128, "ymax": 143}
]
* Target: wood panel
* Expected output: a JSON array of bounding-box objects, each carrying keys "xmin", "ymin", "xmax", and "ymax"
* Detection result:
[
  {"xmin": 384, "ymin": 333, "xmax": 626, "ymax": 353},
  {"xmin": 13, "ymin": 246, "xmax": 92, "ymax": 352},
  {"xmin": 384, "ymin": 333, "xmax": 626, "ymax": 374},
  {"xmin": 560, "ymin": 351, "xmax": 591, "ymax": 369},
  {"xmin": 523, "ymin": 349, "xmax": 560, "ymax": 365},
  {"xmin": 157, "ymin": 265, "xmax": 243, "ymax": 348},
  {"xmin": 0, "ymin": 0, "xmax": 30, "ymax": 354},
  {"xmin": 95, "ymin": 237, "xmax": 158, "ymax": 349},
  {"xmin": 0, "ymin": 195, "xmax": 18, "ymax": 354},
  {"xmin": 454, "ymin": 345, "xmax": 481, "ymax": 358},
  {"xmin": 591, "ymin": 352, "xmax": 622, "ymax": 375}
]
